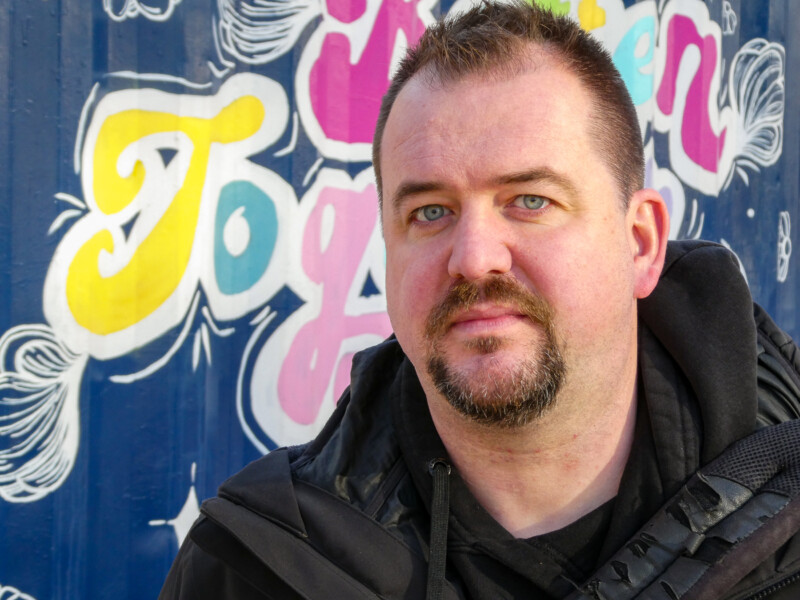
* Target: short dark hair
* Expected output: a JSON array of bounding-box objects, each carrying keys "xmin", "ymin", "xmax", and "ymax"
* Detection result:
[{"xmin": 372, "ymin": 0, "xmax": 643, "ymax": 209}]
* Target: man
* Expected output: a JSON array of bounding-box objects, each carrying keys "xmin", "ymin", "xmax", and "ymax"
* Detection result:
[{"xmin": 161, "ymin": 2, "xmax": 800, "ymax": 598}]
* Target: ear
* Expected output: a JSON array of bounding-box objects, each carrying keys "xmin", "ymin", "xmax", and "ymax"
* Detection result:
[{"xmin": 627, "ymin": 188, "xmax": 669, "ymax": 299}]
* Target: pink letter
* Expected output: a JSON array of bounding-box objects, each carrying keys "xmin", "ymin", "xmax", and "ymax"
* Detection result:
[
  {"xmin": 308, "ymin": 0, "xmax": 428, "ymax": 145},
  {"xmin": 277, "ymin": 184, "xmax": 392, "ymax": 424},
  {"xmin": 657, "ymin": 14, "xmax": 726, "ymax": 173}
]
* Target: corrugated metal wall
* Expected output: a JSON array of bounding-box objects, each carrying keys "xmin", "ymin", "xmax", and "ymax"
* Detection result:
[{"xmin": 0, "ymin": 0, "xmax": 797, "ymax": 597}]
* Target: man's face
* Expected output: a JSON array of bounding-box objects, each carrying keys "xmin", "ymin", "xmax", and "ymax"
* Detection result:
[{"xmin": 380, "ymin": 56, "xmax": 645, "ymax": 425}]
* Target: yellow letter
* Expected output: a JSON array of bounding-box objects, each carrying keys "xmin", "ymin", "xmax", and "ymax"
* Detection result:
[
  {"xmin": 579, "ymin": 0, "xmax": 606, "ymax": 31},
  {"xmin": 66, "ymin": 95, "xmax": 264, "ymax": 335}
]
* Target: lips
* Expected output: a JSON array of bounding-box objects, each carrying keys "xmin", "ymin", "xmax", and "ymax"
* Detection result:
[
  {"xmin": 449, "ymin": 305, "xmax": 528, "ymax": 334},
  {"xmin": 451, "ymin": 304, "xmax": 524, "ymax": 323}
]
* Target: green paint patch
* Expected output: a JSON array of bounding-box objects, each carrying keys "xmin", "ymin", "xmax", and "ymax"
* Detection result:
[{"xmin": 531, "ymin": 0, "xmax": 570, "ymax": 15}]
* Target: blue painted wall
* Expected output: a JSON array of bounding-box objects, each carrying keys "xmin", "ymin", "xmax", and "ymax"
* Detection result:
[{"xmin": 0, "ymin": 1, "xmax": 797, "ymax": 597}]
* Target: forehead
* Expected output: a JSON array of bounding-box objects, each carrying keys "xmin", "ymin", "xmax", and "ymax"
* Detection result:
[{"xmin": 380, "ymin": 57, "xmax": 606, "ymax": 198}]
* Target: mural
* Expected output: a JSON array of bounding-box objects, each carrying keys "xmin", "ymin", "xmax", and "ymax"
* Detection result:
[{"xmin": 0, "ymin": 0, "xmax": 797, "ymax": 597}]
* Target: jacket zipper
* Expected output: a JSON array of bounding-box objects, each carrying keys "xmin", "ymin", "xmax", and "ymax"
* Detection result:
[{"xmin": 745, "ymin": 571, "xmax": 800, "ymax": 599}]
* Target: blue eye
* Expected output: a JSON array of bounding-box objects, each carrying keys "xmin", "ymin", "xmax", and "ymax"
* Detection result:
[
  {"xmin": 514, "ymin": 195, "xmax": 550, "ymax": 210},
  {"xmin": 415, "ymin": 205, "xmax": 449, "ymax": 222}
]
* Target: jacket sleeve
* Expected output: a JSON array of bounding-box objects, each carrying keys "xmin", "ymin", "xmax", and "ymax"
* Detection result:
[
  {"xmin": 754, "ymin": 303, "xmax": 800, "ymax": 427},
  {"xmin": 158, "ymin": 536, "xmax": 203, "ymax": 600},
  {"xmin": 158, "ymin": 517, "xmax": 305, "ymax": 600}
]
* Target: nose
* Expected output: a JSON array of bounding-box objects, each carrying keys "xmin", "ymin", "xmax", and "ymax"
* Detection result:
[{"xmin": 447, "ymin": 208, "xmax": 513, "ymax": 280}]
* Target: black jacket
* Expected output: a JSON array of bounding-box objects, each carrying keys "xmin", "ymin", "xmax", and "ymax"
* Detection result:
[{"xmin": 160, "ymin": 241, "xmax": 800, "ymax": 599}]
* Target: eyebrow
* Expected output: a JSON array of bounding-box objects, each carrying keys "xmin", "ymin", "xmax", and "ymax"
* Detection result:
[
  {"xmin": 390, "ymin": 166, "xmax": 580, "ymax": 216},
  {"xmin": 390, "ymin": 180, "xmax": 447, "ymax": 217},
  {"xmin": 491, "ymin": 167, "xmax": 580, "ymax": 198}
]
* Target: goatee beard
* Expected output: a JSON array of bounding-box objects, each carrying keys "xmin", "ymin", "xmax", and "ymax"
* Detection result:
[{"xmin": 424, "ymin": 276, "xmax": 566, "ymax": 428}]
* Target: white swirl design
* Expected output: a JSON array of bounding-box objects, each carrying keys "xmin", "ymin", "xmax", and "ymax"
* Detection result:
[
  {"xmin": 216, "ymin": 0, "xmax": 322, "ymax": 64},
  {"xmin": 727, "ymin": 38, "xmax": 785, "ymax": 187},
  {"xmin": 0, "ymin": 325, "xmax": 87, "ymax": 502}
]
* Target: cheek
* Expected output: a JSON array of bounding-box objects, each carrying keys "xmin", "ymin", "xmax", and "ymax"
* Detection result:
[
  {"xmin": 384, "ymin": 264, "xmax": 403, "ymax": 332},
  {"xmin": 521, "ymin": 235, "xmax": 634, "ymax": 333},
  {"xmin": 385, "ymin": 251, "xmax": 446, "ymax": 347},
  {"xmin": 385, "ymin": 254, "xmax": 425, "ymax": 328},
  {"xmin": 383, "ymin": 236, "xmax": 405, "ymax": 314},
  {"xmin": 555, "ymin": 260, "xmax": 636, "ymax": 338},
  {"xmin": 390, "ymin": 267, "xmax": 432, "ymax": 318}
]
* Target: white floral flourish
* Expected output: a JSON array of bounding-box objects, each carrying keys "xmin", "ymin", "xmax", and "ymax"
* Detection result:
[{"xmin": 0, "ymin": 325, "xmax": 87, "ymax": 502}]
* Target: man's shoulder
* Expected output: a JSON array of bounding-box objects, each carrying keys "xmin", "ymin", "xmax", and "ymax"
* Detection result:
[
  {"xmin": 214, "ymin": 335, "xmax": 410, "ymax": 516},
  {"xmin": 160, "ymin": 336, "xmax": 437, "ymax": 599},
  {"xmin": 755, "ymin": 302, "xmax": 800, "ymax": 427},
  {"xmin": 573, "ymin": 420, "xmax": 800, "ymax": 600},
  {"xmin": 195, "ymin": 443, "xmax": 422, "ymax": 599}
]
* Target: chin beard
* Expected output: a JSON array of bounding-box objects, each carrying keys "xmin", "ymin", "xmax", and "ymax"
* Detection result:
[
  {"xmin": 427, "ymin": 335, "xmax": 565, "ymax": 428},
  {"xmin": 424, "ymin": 277, "xmax": 566, "ymax": 428}
]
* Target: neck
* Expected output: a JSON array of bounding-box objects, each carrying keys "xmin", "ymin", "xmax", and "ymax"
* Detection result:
[{"xmin": 425, "ymin": 367, "xmax": 638, "ymax": 538}]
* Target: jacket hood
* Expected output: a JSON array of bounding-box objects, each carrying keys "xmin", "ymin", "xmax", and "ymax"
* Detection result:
[{"xmin": 639, "ymin": 240, "xmax": 757, "ymax": 462}]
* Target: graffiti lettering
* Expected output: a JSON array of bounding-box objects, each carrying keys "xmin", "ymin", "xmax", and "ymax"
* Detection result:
[
  {"xmin": 613, "ymin": 15, "xmax": 655, "ymax": 106},
  {"xmin": 296, "ymin": 0, "xmax": 436, "ymax": 161},
  {"xmin": 67, "ymin": 96, "xmax": 264, "ymax": 335},
  {"xmin": 578, "ymin": 0, "xmax": 606, "ymax": 30},
  {"xmin": 277, "ymin": 183, "xmax": 392, "ymax": 423},
  {"xmin": 214, "ymin": 181, "xmax": 279, "ymax": 296},
  {"xmin": 243, "ymin": 168, "xmax": 392, "ymax": 448},
  {"xmin": 657, "ymin": 13, "xmax": 726, "ymax": 174},
  {"xmin": 651, "ymin": 2, "xmax": 784, "ymax": 195},
  {"xmin": 44, "ymin": 73, "xmax": 293, "ymax": 359}
]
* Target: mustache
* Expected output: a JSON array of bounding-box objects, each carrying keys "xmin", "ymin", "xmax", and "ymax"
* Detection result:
[{"xmin": 424, "ymin": 276, "xmax": 555, "ymax": 340}]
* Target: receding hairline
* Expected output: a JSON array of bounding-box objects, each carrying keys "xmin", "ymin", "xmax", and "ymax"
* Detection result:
[
  {"xmin": 378, "ymin": 46, "xmax": 631, "ymax": 209},
  {"xmin": 414, "ymin": 34, "xmax": 546, "ymax": 85}
]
